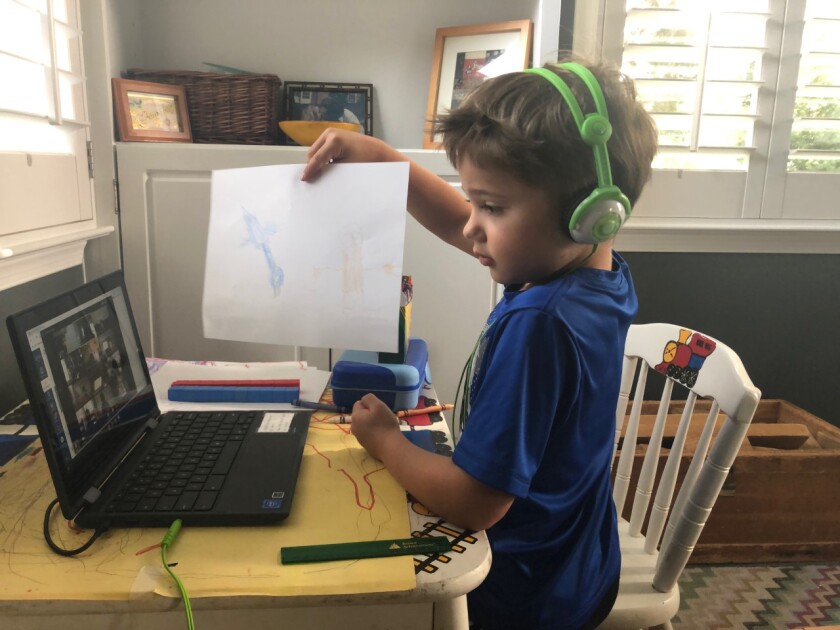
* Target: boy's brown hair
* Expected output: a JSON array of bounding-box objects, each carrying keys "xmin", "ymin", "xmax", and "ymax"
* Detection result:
[{"xmin": 434, "ymin": 56, "xmax": 658, "ymax": 216}]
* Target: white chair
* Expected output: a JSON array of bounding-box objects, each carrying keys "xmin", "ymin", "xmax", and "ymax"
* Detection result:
[{"xmin": 599, "ymin": 323, "xmax": 761, "ymax": 630}]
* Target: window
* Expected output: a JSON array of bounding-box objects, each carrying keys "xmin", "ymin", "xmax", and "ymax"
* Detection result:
[
  {"xmin": 0, "ymin": 0, "xmax": 95, "ymax": 255},
  {"xmin": 577, "ymin": 0, "xmax": 840, "ymax": 251},
  {"xmin": 763, "ymin": 0, "xmax": 840, "ymax": 220},
  {"xmin": 788, "ymin": 2, "xmax": 840, "ymax": 174}
]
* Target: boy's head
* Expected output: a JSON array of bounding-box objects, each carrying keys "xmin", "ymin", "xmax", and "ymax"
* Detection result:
[{"xmin": 434, "ymin": 55, "xmax": 658, "ymax": 241}]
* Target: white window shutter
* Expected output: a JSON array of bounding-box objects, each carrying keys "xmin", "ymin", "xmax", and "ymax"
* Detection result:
[
  {"xmin": 0, "ymin": 0, "xmax": 93, "ymax": 240},
  {"xmin": 600, "ymin": 0, "xmax": 781, "ymax": 221},
  {"xmin": 764, "ymin": 0, "xmax": 840, "ymax": 220},
  {"xmin": 598, "ymin": 0, "xmax": 839, "ymax": 223}
]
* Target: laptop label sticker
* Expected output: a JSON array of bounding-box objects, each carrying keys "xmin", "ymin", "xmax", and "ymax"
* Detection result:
[{"xmin": 258, "ymin": 413, "xmax": 295, "ymax": 433}]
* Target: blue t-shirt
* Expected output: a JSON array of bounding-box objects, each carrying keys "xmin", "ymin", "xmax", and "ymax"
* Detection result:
[{"xmin": 453, "ymin": 252, "xmax": 637, "ymax": 630}]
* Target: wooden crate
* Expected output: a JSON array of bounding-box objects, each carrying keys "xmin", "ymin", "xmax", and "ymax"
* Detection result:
[{"xmin": 614, "ymin": 399, "xmax": 840, "ymax": 564}]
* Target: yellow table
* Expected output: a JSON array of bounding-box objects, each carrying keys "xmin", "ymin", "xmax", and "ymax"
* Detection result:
[{"xmin": 0, "ymin": 359, "xmax": 490, "ymax": 630}]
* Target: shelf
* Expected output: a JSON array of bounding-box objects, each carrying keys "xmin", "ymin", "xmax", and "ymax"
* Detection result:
[{"xmin": 0, "ymin": 225, "xmax": 113, "ymax": 292}]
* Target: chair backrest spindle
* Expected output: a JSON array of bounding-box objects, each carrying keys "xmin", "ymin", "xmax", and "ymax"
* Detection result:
[
  {"xmin": 612, "ymin": 356, "xmax": 638, "ymax": 469},
  {"xmin": 657, "ymin": 400, "xmax": 720, "ymax": 570},
  {"xmin": 612, "ymin": 361, "xmax": 647, "ymax": 513},
  {"xmin": 644, "ymin": 391, "xmax": 697, "ymax": 554},
  {"xmin": 628, "ymin": 378, "xmax": 673, "ymax": 537}
]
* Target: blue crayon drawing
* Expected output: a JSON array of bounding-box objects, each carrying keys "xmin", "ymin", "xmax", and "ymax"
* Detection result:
[{"xmin": 242, "ymin": 208, "xmax": 285, "ymax": 297}]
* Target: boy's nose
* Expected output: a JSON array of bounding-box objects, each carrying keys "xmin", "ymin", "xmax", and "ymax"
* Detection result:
[{"xmin": 463, "ymin": 212, "xmax": 481, "ymax": 241}]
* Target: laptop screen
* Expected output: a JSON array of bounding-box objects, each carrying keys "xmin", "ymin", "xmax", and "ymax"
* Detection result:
[
  {"xmin": 28, "ymin": 286, "xmax": 152, "ymax": 464},
  {"xmin": 8, "ymin": 273, "xmax": 158, "ymax": 515}
]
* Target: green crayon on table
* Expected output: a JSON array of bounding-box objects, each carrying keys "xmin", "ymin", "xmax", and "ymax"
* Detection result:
[{"xmin": 280, "ymin": 536, "xmax": 451, "ymax": 564}]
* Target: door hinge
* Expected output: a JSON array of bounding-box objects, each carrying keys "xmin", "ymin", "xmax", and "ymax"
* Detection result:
[
  {"xmin": 113, "ymin": 179, "xmax": 120, "ymax": 215},
  {"xmin": 86, "ymin": 140, "xmax": 95, "ymax": 179}
]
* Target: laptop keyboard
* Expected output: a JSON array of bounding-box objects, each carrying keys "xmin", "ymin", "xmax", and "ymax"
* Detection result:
[{"xmin": 104, "ymin": 410, "xmax": 258, "ymax": 514}]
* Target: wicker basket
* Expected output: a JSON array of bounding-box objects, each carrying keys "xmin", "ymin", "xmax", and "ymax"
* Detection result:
[{"xmin": 125, "ymin": 69, "xmax": 282, "ymax": 144}]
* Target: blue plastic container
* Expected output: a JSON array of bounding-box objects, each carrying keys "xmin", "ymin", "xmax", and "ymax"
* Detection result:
[{"xmin": 331, "ymin": 338, "xmax": 428, "ymax": 411}]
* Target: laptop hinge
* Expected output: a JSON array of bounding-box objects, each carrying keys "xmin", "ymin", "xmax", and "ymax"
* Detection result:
[
  {"xmin": 85, "ymin": 417, "xmax": 160, "ymax": 503},
  {"xmin": 83, "ymin": 486, "xmax": 102, "ymax": 505}
]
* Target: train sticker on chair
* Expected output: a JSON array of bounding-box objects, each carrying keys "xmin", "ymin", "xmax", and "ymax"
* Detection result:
[{"xmin": 655, "ymin": 328, "xmax": 717, "ymax": 388}]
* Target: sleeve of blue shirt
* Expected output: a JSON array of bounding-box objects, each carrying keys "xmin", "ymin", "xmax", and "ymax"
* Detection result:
[{"xmin": 452, "ymin": 309, "xmax": 579, "ymax": 498}]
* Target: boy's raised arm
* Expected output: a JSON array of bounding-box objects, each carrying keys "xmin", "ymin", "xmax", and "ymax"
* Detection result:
[{"xmin": 302, "ymin": 129, "xmax": 474, "ymax": 255}]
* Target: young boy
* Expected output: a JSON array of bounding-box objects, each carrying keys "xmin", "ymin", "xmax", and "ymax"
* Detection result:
[{"xmin": 302, "ymin": 57, "xmax": 658, "ymax": 629}]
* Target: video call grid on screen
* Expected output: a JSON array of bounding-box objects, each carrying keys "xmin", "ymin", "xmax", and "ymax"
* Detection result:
[{"xmin": 25, "ymin": 289, "xmax": 150, "ymax": 464}]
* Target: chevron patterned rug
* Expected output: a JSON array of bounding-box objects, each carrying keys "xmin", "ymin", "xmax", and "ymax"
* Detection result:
[{"xmin": 673, "ymin": 564, "xmax": 840, "ymax": 628}]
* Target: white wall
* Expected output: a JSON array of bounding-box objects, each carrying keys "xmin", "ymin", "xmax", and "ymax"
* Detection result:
[
  {"xmin": 110, "ymin": 0, "xmax": 545, "ymax": 147},
  {"xmin": 102, "ymin": 0, "xmax": 561, "ymax": 414},
  {"xmin": 104, "ymin": 0, "xmax": 143, "ymax": 81}
]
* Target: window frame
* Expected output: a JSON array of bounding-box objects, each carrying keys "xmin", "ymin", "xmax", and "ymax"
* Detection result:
[{"xmin": 573, "ymin": 0, "xmax": 840, "ymax": 254}]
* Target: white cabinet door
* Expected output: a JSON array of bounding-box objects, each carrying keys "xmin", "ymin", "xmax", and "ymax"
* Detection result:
[{"xmin": 115, "ymin": 143, "xmax": 493, "ymax": 410}]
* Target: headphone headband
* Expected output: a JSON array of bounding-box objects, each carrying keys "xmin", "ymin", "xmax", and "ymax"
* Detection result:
[
  {"xmin": 524, "ymin": 63, "xmax": 630, "ymax": 244},
  {"xmin": 525, "ymin": 64, "xmax": 614, "ymax": 189}
]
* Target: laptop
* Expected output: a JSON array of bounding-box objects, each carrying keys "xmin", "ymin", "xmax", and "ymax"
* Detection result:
[{"xmin": 6, "ymin": 271, "xmax": 310, "ymax": 528}]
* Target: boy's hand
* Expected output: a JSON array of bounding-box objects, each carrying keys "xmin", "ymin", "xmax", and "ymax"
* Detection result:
[
  {"xmin": 350, "ymin": 393, "xmax": 401, "ymax": 461},
  {"xmin": 300, "ymin": 129, "xmax": 405, "ymax": 182}
]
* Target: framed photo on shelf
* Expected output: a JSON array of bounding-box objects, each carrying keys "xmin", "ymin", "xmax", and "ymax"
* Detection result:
[
  {"xmin": 111, "ymin": 78, "xmax": 192, "ymax": 142},
  {"xmin": 284, "ymin": 82, "xmax": 373, "ymax": 140},
  {"xmin": 424, "ymin": 19, "xmax": 533, "ymax": 148}
]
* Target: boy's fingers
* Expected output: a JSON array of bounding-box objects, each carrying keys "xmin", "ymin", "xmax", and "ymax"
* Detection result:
[
  {"xmin": 301, "ymin": 133, "xmax": 332, "ymax": 181},
  {"xmin": 300, "ymin": 154, "xmax": 326, "ymax": 181},
  {"xmin": 306, "ymin": 132, "xmax": 327, "ymax": 158}
]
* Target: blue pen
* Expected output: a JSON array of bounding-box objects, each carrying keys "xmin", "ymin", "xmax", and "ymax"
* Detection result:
[{"xmin": 293, "ymin": 399, "xmax": 347, "ymax": 413}]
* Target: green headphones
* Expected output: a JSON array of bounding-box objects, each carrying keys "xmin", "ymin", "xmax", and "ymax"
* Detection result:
[{"xmin": 525, "ymin": 63, "xmax": 631, "ymax": 244}]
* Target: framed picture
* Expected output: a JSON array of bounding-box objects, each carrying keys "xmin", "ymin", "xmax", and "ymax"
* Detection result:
[
  {"xmin": 111, "ymin": 78, "xmax": 192, "ymax": 142},
  {"xmin": 284, "ymin": 82, "xmax": 373, "ymax": 140},
  {"xmin": 424, "ymin": 19, "xmax": 533, "ymax": 148}
]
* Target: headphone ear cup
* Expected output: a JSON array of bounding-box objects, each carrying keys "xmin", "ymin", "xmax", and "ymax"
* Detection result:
[
  {"xmin": 560, "ymin": 189, "xmax": 590, "ymax": 238},
  {"xmin": 568, "ymin": 187, "xmax": 631, "ymax": 244}
]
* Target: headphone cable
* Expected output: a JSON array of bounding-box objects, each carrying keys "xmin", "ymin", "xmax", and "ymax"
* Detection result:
[{"xmin": 161, "ymin": 519, "xmax": 194, "ymax": 630}]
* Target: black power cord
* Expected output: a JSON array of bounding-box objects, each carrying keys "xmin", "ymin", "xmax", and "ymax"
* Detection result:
[{"xmin": 42, "ymin": 498, "xmax": 109, "ymax": 556}]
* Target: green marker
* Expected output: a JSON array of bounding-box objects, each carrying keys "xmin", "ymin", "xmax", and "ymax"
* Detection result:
[{"xmin": 280, "ymin": 536, "xmax": 451, "ymax": 564}]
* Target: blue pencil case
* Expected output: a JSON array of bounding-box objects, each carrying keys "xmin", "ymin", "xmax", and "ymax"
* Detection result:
[{"xmin": 331, "ymin": 338, "xmax": 428, "ymax": 411}]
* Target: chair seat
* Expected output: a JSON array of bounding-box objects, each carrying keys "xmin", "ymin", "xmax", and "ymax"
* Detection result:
[{"xmin": 597, "ymin": 519, "xmax": 680, "ymax": 629}]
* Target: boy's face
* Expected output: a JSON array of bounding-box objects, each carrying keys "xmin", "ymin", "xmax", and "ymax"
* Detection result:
[{"xmin": 459, "ymin": 156, "xmax": 570, "ymax": 286}]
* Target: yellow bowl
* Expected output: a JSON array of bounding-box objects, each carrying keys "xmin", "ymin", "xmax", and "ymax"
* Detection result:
[{"xmin": 279, "ymin": 120, "xmax": 362, "ymax": 146}]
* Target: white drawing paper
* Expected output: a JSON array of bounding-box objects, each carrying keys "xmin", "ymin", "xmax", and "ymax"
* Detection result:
[{"xmin": 203, "ymin": 162, "xmax": 409, "ymax": 352}]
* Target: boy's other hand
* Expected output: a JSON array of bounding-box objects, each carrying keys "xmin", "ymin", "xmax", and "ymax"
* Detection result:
[
  {"xmin": 350, "ymin": 393, "xmax": 401, "ymax": 460},
  {"xmin": 300, "ymin": 129, "xmax": 405, "ymax": 182}
]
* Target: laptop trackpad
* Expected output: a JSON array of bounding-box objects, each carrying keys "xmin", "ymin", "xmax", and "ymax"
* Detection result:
[{"xmin": 216, "ymin": 434, "xmax": 304, "ymax": 515}]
